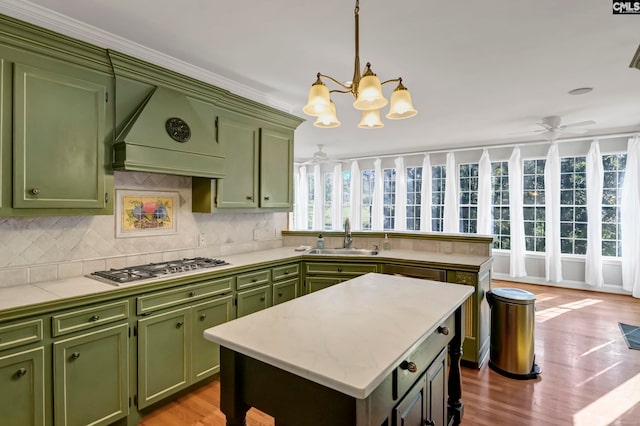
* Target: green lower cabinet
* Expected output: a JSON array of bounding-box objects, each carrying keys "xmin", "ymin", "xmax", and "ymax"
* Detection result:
[
  {"xmin": 0, "ymin": 346, "xmax": 45, "ymax": 426},
  {"xmin": 53, "ymin": 323, "xmax": 129, "ymax": 426},
  {"xmin": 137, "ymin": 307, "xmax": 190, "ymax": 409},
  {"xmin": 191, "ymin": 295, "xmax": 234, "ymax": 382},
  {"xmin": 272, "ymin": 277, "xmax": 298, "ymax": 305},
  {"xmin": 237, "ymin": 285, "xmax": 272, "ymax": 318},
  {"xmin": 305, "ymin": 276, "xmax": 343, "ymax": 294}
]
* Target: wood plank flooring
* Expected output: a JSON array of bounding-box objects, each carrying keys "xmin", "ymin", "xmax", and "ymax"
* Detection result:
[{"xmin": 139, "ymin": 281, "xmax": 640, "ymax": 426}]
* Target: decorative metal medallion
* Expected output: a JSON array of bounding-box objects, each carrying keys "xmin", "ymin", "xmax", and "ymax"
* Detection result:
[{"xmin": 165, "ymin": 117, "xmax": 191, "ymax": 142}]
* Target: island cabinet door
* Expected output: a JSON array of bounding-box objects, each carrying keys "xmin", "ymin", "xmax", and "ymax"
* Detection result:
[
  {"xmin": 191, "ymin": 295, "xmax": 234, "ymax": 382},
  {"xmin": 425, "ymin": 348, "xmax": 447, "ymax": 426},
  {"xmin": 0, "ymin": 347, "xmax": 45, "ymax": 426},
  {"xmin": 53, "ymin": 323, "xmax": 129, "ymax": 426},
  {"xmin": 393, "ymin": 372, "xmax": 427, "ymax": 426},
  {"xmin": 137, "ymin": 307, "xmax": 190, "ymax": 409}
]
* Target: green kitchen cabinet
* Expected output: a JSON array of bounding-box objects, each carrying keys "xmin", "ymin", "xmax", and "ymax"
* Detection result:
[
  {"xmin": 191, "ymin": 295, "xmax": 234, "ymax": 382},
  {"xmin": 53, "ymin": 323, "xmax": 129, "ymax": 426},
  {"xmin": 137, "ymin": 306, "xmax": 190, "ymax": 409},
  {"xmin": 0, "ymin": 346, "xmax": 45, "ymax": 426},
  {"xmin": 237, "ymin": 285, "xmax": 272, "ymax": 318},
  {"xmin": 272, "ymin": 277, "xmax": 298, "ymax": 305},
  {"xmin": 303, "ymin": 261, "xmax": 378, "ymax": 294},
  {"xmin": 259, "ymin": 128, "xmax": 294, "ymax": 208},
  {"xmin": 305, "ymin": 276, "xmax": 343, "ymax": 294},
  {"xmin": 0, "ymin": 44, "xmax": 114, "ymax": 216}
]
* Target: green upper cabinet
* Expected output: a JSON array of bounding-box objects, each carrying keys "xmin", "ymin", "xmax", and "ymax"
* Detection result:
[
  {"xmin": 260, "ymin": 128, "xmax": 294, "ymax": 208},
  {"xmin": 13, "ymin": 62, "xmax": 108, "ymax": 209},
  {"xmin": 0, "ymin": 18, "xmax": 114, "ymax": 216}
]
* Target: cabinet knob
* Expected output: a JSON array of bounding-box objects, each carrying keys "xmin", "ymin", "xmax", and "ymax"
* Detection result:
[
  {"xmin": 278, "ymin": 292, "xmax": 283, "ymax": 297},
  {"xmin": 70, "ymin": 352, "xmax": 80, "ymax": 361},
  {"xmin": 90, "ymin": 315, "xmax": 100, "ymax": 322},
  {"xmin": 264, "ymin": 195, "xmax": 270, "ymax": 201},
  {"xmin": 260, "ymin": 297, "xmax": 265, "ymax": 302},
  {"xmin": 16, "ymin": 368, "xmax": 27, "ymax": 377},
  {"xmin": 200, "ymin": 313, "xmax": 207, "ymax": 320},
  {"xmin": 246, "ymin": 195, "xmax": 253, "ymax": 200},
  {"xmin": 252, "ymin": 278, "xmax": 258, "ymax": 282},
  {"xmin": 284, "ymin": 271, "xmax": 289, "ymax": 275},
  {"xmin": 337, "ymin": 267, "xmax": 343, "ymax": 273},
  {"xmin": 176, "ymin": 321, "xmax": 184, "ymax": 328},
  {"xmin": 30, "ymin": 187, "xmax": 40, "ymax": 195},
  {"xmin": 188, "ymin": 291, "xmax": 196, "ymax": 297},
  {"xmin": 437, "ymin": 326, "xmax": 450, "ymax": 335},
  {"xmin": 399, "ymin": 360, "xmax": 418, "ymax": 373}
]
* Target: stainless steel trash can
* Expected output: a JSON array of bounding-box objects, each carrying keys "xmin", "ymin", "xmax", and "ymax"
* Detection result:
[{"xmin": 487, "ymin": 288, "xmax": 541, "ymax": 379}]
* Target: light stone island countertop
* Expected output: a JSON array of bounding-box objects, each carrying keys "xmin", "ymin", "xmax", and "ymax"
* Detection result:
[
  {"xmin": 0, "ymin": 247, "xmax": 489, "ymax": 313},
  {"xmin": 204, "ymin": 273, "xmax": 474, "ymax": 399}
]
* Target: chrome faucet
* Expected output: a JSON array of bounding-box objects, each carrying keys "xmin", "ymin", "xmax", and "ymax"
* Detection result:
[{"xmin": 343, "ymin": 218, "xmax": 353, "ymax": 248}]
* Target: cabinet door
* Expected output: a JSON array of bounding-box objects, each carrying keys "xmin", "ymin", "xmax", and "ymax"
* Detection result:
[
  {"xmin": 305, "ymin": 276, "xmax": 343, "ymax": 294},
  {"xmin": 191, "ymin": 295, "xmax": 234, "ymax": 382},
  {"xmin": 53, "ymin": 323, "xmax": 128, "ymax": 426},
  {"xmin": 0, "ymin": 347, "xmax": 45, "ymax": 426},
  {"xmin": 137, "ymin": 307, "xmax": 190, "ymax": 409},
  {"xmin": 393, "ymin": 372, "xmax": 427, "ymax": 426},
  {"xmin": 237, "ymin": 284, "xmax": 271, "ymax": 318},
  {"xmin": 13, "ymin": 62, "xmax": 108, "ymax": 209},
  {"xmin": 259, "ymin": 128, "xmax": 293, "ymax": 208},
  {"xmin": 425, "ymin": 348, "xmax": 447, "ymax": 426},
  {"xmin": 273, "ymin": 277, "xmax": 298, "ymax": 305},
  {"xmin": 216, "ymin": 115, "xmax": 259, "ymax": 208}
]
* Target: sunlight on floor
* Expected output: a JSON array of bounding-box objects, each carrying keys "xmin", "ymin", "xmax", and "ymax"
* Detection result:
[
  {"xmin": 575, "ymin": 360, "xmax": 623, "ymax": 387},
  {"xmin": 535, "ymin": 298, "xmax": 602, "ymax": 323},
  {"xmin": 573, "ymin": 372, "xmax": 640, "ymax": 425}
]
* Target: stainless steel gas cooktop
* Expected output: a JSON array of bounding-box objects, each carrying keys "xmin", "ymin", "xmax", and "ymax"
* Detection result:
[{"xmin": 90, "ymin": 257, "xmax": 230, "ymax": 285}]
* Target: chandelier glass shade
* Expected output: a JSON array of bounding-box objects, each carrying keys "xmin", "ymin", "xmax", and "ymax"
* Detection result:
[{"xmin": 303, "ymin": 0, "xmax": 417, "ymax": 128}]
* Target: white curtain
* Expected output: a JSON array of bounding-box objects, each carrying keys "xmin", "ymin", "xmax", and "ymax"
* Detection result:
[
  {"xmin": 544, "ymin": 142, "xmax": 563, "ymax": 283},
  {"xmin": 297, "ymin": 166, "xmax": 308, "ymax": 230},
  {"xmin": 331, "ymin": 163, "xmax": 343, "ymax": 230},
  {"xmin": 585, "ymin": 140, "xmax": 604, "ymax": 287},
  {"xmin": 313, "ymin": 164, "xmax": 323, "ymax": 230},
  {"xmin": 477, "ymin": 148, "xmax": 492, "ymax": 235},
  {"xmin": 508, "ymin": 147, "xmax": 527, "ymax": 277},
  {"xmin": 443, "ymin": 152, "xmax": 459, "ymax": 233},
  {"xmin": 372, "ymin": 158, "xmax": 384, "ymax": 230},
  {"xmin": 394, "ymin": 157, "xmax": 407, "ymax": 231},
  {"xmin": 621, "ymin": 136, "xmax": 640, "ymax": 297},
  {"xmin": 420, "ymin": 154, "xmax": 432, "ymax": 232},
  {"xmin": 350, "ymin": 161, "xmax": 362, "ymax": 230}
]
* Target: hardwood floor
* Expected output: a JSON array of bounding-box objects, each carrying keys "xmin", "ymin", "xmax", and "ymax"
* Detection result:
[{"xmin": 139, "ymin": 281, "xmax": 640, "ymax": 426}]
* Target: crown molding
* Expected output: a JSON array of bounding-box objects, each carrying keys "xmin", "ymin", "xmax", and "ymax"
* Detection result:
[{"xmin": 0, "ymin": 0, "xmax": 296, "ymax": 113}]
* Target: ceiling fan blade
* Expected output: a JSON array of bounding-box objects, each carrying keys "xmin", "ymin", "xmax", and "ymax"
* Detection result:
[
  {"xmin": 536, "ymin": 123, "xmax": 554, "ymax": 131},
  {"xmin": 560, "ymin": 120, "xmax": 596, "ymax": 129},
  {"xmin": 559, "ymin": 127, "xmax": 589, "ymax": 134}
]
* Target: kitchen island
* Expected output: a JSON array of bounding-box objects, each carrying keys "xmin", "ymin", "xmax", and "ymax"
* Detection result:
[{"xmin": 204, "ymin": 273, "xmax": 474, "ymax": 426}]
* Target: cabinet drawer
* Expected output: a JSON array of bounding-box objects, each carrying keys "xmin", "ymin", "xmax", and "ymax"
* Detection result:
[
  {"xmin": 304, "ymin": 262, "xmax": 377, "ymax": 276},
  {"xmin": 394, "ymin": 313, "xmax": 454, "ymax": 401},
  {"xmin": 273, "ymin": 277, "xmax": 298, "ymax": 305},
  {"xmin": 137, "ymin": 276, "xmax": 233, "ymax": 315},
  {"xmin": 237, "ymin": 285, "xmax": 271, "ymax": 318},
  {"xmin": 0, "ymin": 319, "xmax": 43, "ymax": 351},
  {"xmin": 236, "ymin": 269, "xmax": 270, "ymax": 290},
  {"xmin": 272, "ymin": 264, "xmax": 299, "ymax": 281},
  {"xmin": 53, "ymin": 300, "xmax": 129, "ymax": 337}
]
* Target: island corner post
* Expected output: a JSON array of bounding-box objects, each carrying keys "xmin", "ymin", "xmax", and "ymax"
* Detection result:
[{"xmin": 217, "ymin": 303, "xmax": 467, "ymax": 426}]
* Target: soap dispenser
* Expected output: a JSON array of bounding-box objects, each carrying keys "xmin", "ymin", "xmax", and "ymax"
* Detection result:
[
  {"xmin": 383, "ymin": 233, "xmax": 391, "ymax": 250},
  {"xmin": 317, "ymin": 234, "xmax": 325, "ymax": 249}
]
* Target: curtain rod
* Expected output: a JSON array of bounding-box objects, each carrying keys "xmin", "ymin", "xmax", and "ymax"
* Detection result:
[{"xmin": 334, "ymin": 130, "xmax": 640, "ymax": 163}]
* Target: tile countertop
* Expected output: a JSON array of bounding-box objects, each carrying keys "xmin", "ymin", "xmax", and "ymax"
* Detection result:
[
  {"xmin": 0, "ymin": 247, "xmax": 490, "ymax": 313},
  {"xmin": 204, "ymin": 273, "xmax": 474, "ymax": 399}
]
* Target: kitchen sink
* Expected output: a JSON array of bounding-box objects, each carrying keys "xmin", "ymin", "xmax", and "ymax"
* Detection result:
[{"xmin": 307, "ymin": 248, "xmax": 379, "ymax": 256}]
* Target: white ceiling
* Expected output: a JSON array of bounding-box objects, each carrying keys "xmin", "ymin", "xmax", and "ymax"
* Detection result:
[{"xmin": 3, "ymin": 0, "xmax": 640, "ymax": 162}]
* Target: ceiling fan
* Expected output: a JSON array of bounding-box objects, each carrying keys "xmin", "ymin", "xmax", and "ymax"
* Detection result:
[
  {"xmin": 517, "ymin": 115, "xmax": 596, "ymax": 140},
  {"xmin": 299, "ymin": 144, "xmax": 345, "ymax": 166}
]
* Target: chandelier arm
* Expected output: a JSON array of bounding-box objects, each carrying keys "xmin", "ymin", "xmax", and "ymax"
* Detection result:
[
  {"xmin": 318, "ymin": 73, "xmax": 354, "ymax": 92},
  {"xmin": 380, "ymin": 78, "xmax": 402, "ymax": 86},
  {"xmin": 329, "ymin": 89, "xmax": 352, "ymax": 94}
]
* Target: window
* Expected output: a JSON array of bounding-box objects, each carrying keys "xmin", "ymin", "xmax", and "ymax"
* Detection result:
[
  {"xmin": 602, "ymin": 153, "xmax": 626, "ymax": 257},
  {"xmin": 406, "ymin": 166, "xmax": 422, "ymax": 230},
  {"xmin": 522, "ymin": 159, "xmax": 546, "ymax": 252},
  {"xmin": 307, "ymin": 174, "xmax": 315, "ymax": 230},
  {"xmin": 459, "ymin": 163, "xmax": 478, "ymax": 233},
  {"xmin": 323, "ymin": 172, "xmax": 333, "ymax": 230},
  {"xmin": 361, "ymin": 169, "xmax": 375, "ymax": 230},
  {"xmin": 431, "ymin": 165, "xmax": 446, "ymax": 232},
  {"xmin": 491, "ymin": 161, "xmax": 510, "ymax": 250},
  {"xmin": 342, "ymin": 170, "xmax": 351, "ymax": 226},
  {"xmin": 383, "ymin": 168, "xmax": 396, "ymax": 230},
  {"xmin": 560, "ymin": 157, "xmax": 587, "ymax": 255}
]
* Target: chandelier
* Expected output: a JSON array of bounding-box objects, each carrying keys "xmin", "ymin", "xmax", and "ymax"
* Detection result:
[{"xmin": 303, "ymin": 0, "xmax": 418, "ymax": 129}]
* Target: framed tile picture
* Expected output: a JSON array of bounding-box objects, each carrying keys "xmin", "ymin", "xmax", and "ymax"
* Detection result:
[{"xmin": 116, "ymin": 190, "xmax": 178, "ymax": 238}]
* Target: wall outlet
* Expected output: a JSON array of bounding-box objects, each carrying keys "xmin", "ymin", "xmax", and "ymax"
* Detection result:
[{"xmin": 198, "ymin": 233, "xmax": 206, "ymax": 247}]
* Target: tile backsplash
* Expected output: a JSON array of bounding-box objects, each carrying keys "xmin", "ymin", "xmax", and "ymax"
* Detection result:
[{"xmin": 0, "ymin": 172, "xmax": 286, "ymax": 287}]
